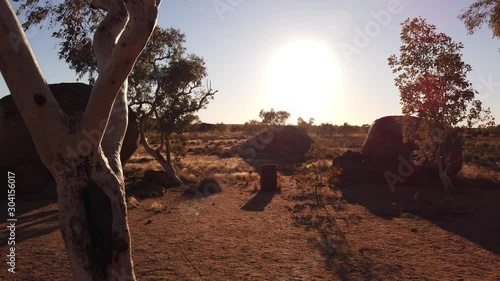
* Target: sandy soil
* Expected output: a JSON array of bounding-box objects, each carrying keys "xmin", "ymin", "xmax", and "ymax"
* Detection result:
[{"xmin": 1, "ymin": 174, "xmax": 499, "ymax": 280}]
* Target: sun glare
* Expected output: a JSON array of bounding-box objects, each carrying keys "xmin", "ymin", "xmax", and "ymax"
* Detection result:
[{"xmin": 264, "ymin": 39, "xmax": 341, "ymax": 124}]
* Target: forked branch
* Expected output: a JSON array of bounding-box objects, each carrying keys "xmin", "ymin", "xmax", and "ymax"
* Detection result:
[
  {"xmin": 91, "ymin": 0, "xmax": 130, "ymax": 174},
  {"xmin": 82, "ymin": 0, "xmax": 160, "ymax": 150}
]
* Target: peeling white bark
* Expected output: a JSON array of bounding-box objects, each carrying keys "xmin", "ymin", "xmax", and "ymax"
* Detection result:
[
  {"xmin": 0, "ymin": 0, "xmax": 160, "ymax": 280},
  {"xmin": 83, "ymin": 0, "xmax": 159, "ymax": 149},
  {"xmin": 93, "ymin": 0, "xmax": 129, "ymax": 175}
]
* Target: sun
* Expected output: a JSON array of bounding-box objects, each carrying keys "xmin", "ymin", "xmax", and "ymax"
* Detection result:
[{"xmin": 263, "ymin": 39, "xmax": 341, "ymax": 123}]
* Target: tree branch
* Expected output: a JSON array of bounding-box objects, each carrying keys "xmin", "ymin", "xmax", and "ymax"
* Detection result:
[
  {"xmin": 0, "ymin": 0, "xmax": 65, "ymax": 167},
  {"xmin": 92, "ymin": 0, "xmax": 130, "ymax": 174},
  {"xmin": 194, "ymin": 88, "xmax": 218, "ymax": 112},
  {"xmin": 82, "ymin": 0, "xmax": 160, "ymax": 151},
  {"xmin": 92, "ymin": 0, "xmax": 128, "ymax": 72}
]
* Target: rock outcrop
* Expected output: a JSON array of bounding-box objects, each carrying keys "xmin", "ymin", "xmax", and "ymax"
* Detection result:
[
  {"xmin": 0, "ymin": 83, "xmax": 139, "ymax": 196},
  {"xmin": 237, "ymin": 126, "xmax": 313, "ymax": 174},
  {"xmin": 359, "ymin": 115, "xmax": 462, "ymax": 184}
]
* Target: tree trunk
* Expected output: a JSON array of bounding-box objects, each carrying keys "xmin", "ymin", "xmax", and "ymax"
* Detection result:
[
  {"xmin": 157, "ymin": 131, "xmax": 165, "ymax": 153},
  {"xmin": 54, "ymin": 151, "xmax": 135, "ymax": 281},
  {"xmin": 436, "ymin": 140, "xmax": 456, "ymax": 190},
  {"xmin": 0, "ymin": 0, "xmax": 160, "ymax": 280},
  {"xmin": 165, "ymin": 135, "xmax": 172, "ymax": 163},
  {"xmin": 140, "ymin": 125, "xmax": 182, "ymax": 186}
]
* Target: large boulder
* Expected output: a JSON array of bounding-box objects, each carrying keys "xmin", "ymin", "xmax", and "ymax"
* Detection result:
[
  {"xmin": 332, "ymin": 150, "xmax": 364, "ymax": 167},
  {"xmin": 332, "ymin": 150, "xmax": 386, "ymax": 185},
  {"xmin": 360, "ymin": 115, "xmax": 462, "ymax": 185},
  {"xmin": 237, "ymin": 126, "xmax": 313, "ymax": 174},
  {"xmin": 0, "ymin": 83, "xmax": 140, "ymax": 196}
]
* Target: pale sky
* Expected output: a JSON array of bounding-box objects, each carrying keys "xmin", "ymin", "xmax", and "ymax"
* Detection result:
[{"xmin": 1, "ymin": 0, "xmax": 499, "ymax": 126}]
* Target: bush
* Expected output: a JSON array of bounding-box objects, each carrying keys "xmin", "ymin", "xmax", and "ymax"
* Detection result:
[{"xmin": 293, "ymin": 142, "xmax": 342, "ymax": 203}]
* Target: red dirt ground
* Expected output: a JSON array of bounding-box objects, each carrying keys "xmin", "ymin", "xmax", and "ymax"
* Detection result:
[{"xmin": 1, "ymin": 174, "xmax": 500, "ymax": 280}]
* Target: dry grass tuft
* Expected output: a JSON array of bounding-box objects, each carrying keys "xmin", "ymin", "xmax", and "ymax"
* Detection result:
[
  {"xmin": 232, "ymin": 171, "xmax": 250, "ymax": 183},
  {"xmin": 197, "ymin": 177, "xmax": 222, "ymax": 194},
  {"xmin": 182, "ymin": 155, "xmax": 254, "ymax": 176},
  {"xmin": 146, "ymin": 201, "xmax": 166, "ymax": 213},
  {"xmin": 277, "ymin": 172, "xmax": 286, "ymax": 192},
  {"xmin": 251, "ymin": 182, "xmax": 260, "ymax": 193},
  {"xmin": 459, "ymin": 164, "xmax": 500, "ymax": 183},
  {"xmin": 127, "ymin": 196, "xmax": 140, "ymax": 209},
  {"xmin": 123, "ymin": 167, "xmax": 145, "ymax": 180},
  {"xmin": 178, "ymin": 169, "xmax": 199, "ymax": 184}
]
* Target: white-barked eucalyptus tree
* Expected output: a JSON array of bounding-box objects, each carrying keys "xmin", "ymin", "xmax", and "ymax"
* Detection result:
[{"xmin": 0, "ymin": 0, "xmax": 160, "ymax": 280}]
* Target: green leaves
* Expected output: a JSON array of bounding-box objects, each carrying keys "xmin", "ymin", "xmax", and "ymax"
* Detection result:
[
  {"xmin": 16, "ymin": 1, "xmax": 103, "ymax": 81},
  {"xmin": 15, "ymin": 0, "xmax": 218, "ymax": 150},
  {"xmin": 128, "ymin": 26, "xmax": 217, "ymax": 141}
]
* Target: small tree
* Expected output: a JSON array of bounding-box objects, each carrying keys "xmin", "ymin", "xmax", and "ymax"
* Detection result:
[
  {"xmin": 317, "ymin": 123, "xmax": 335, "ymax": 137},
  {"xmin": 129, "ymin": 27, "xmax": 217, "ymax": 185},
  {"xmin": 14, "ymin": 1, "xmax": 216, "ymax": 186},
  {"xmin": 259, "ymin": 108, "xmax": 290, "ymax": 125},
  {"xmin": 388, "ymin": 17, "xmax": 494, "ymax": 130},
  {"xmin": 297, "ymin": 117, "xmax": 315, "ymax": 132},
  {"xmin": 340, "ymin": 122, "xmax": 353, "ymax": 136},
  {"xmin": 293, "ymin": 141, "xmax": 342, "ymax": 204},
  {"xmin": 243, "ymin": 119, "xmax": 261, "ymax": 134},
  {"xmin": 388, "ymin": 17, "xmax": 494, "ymax": 187}
]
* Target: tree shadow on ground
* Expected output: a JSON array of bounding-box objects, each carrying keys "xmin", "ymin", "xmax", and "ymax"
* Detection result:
[
  {"xmin": 0, "ymin": 199, "xmax": 56, "ymax": 221},
  {"xmin": 339, "ymin": 171, "xmax": 500, "ymax": 256},
  {"xmin": 241, "ymin": 191, "xmax": 277, "ymax": 211},
  {"xmin": 0, "ymin": 202, "xmax": 59, "ymax": 246},
  {"xmin": 288, "ymin": 193, "xmax": 383, "ymax": 281},
  {"xmin": 430, "ymin": 176, "xmax": 500, "ymax": 255}
]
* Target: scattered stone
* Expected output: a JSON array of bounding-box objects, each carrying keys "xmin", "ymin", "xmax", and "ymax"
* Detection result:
[{"xmin": 182, "ymin": 178, "xmax": 221, "ymax": 199}]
